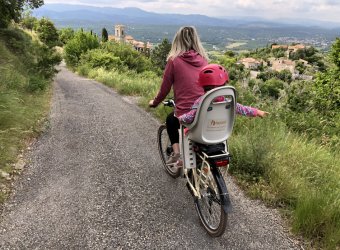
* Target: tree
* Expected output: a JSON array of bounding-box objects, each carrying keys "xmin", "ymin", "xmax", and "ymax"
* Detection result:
[
  {"xmin": 312, "ymin": 39, "xmax": 340, "ymax": 114},
  {"xmin": 224, "ymin": 50, "xmax": 235, "ymax": 57},
  {"xmin": 101, "ymin": 27, "xmax": 108, "ymax": 42},
  {"xmin": 295, "ymin": 61, "xmax": 306, "ymax": 74},
  {"xmin": 58, "ymin": 28, "xmax": 75, "ymax": 45},
  {"xmin": 277, "ymin": 69, "xmax": 292, "ymax": 83},
  {"xmin": 100, "ymin": 42, "xmax": 153, "ymax": 73},
  {"xmin": 330, "ymin": 37, "xmax": 340, "ymax": 68},
  {"xmin": 64, "ymin": 30, "xmax": 100, "ymax": 67},
  {"xmin": 289, "ymin": 49, "xmax": 306, "ymax": 60},
  {"xmin": 0, "ymin": 0, "xmax": 43, "ymax": 28},
  {"xmin": 257, "ymin": 70, "xmax": 292, "ymax": 83},
  {"xmin": 36, "ymin": 17, "xmax": 59, "ymax": 47},
  {"xmin": 272, "ymin": 48, "xmax": 286, "ymax": 58},
  {"xmin": 284, "ymin": 40, "xmax": 340, "ymax": 147},
  {"xmin": 259, "ymin": 78, "xmax": 284, "ymax": 99},
  {"xmin": 20, "ymin": 10, "xmax": 38, "ymax": 31},
  {"xmin": 150, "ymin": 38, "xmax": 171, "ymax": 71}
]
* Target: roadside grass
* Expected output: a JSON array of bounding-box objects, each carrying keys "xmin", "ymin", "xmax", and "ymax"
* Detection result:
[
  {"xmin": 77, "ymin": 66, "xmax": 171, "ymax": 121},
  {"xmin": 76, "ymin": 65, "xmax": 340, "ymax": 249},
  {"xmin": 0, "ymin": 29, "xmax": 54, "ymax": 203},
  {"xmin": 230, "ymin": 117, "xmax": 340, "ymax": 249}
]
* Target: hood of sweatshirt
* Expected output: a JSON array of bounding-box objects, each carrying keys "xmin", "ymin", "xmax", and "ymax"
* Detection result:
[{"xmin": 179, "ymin": 50, "xmax": 206, "ymax": 67}]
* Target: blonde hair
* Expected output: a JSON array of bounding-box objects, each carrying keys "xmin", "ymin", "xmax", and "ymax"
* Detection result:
[{"xmin": 167, "ymin": 26, "xmax": 208, "ymax": 61}]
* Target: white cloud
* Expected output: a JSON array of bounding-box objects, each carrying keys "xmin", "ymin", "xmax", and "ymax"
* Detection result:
[{"xmin": 43, "ymin": 0, "xmax": 340, "ymax": 23}]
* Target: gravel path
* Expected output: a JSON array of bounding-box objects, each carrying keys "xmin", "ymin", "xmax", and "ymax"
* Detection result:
[{"xmin": 0, "ymin": 64, "xmax": 301, "ymax": 249}]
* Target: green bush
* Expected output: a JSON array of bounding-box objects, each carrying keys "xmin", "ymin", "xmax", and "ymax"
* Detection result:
[
  {"xmin": 33, "ymin": 43, "xmax": 62, "ymax": 79},
  {"xmin": 27, "ymin": 75, "xmax": 48, "ymax": 92},
  {"xmin": 259, "ymin": 78, "xmax": 285, "ymax": 99},
  {"xmin": 100, "ymin": 42, "xmax": 153, "ymax": 73},
  {"xmin": 0, "ymin": 28, "xmax": 33, "ymax": 55},
  {"xmin": 64, "ymin": 30, "xmax": 100, "ymax": 67},
  {"xmin": 58, "ymin": 28, "xmax": 74, "ymax": 45},
  {"xmin": 35, "ymin": 17, "xmax": 59, "ymax": 48},
  {"xmin": 79, "ymin": 48, "xmax": 122, "ymax": 70}
]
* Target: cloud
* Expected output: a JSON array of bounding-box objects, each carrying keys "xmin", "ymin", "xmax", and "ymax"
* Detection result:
[
  {"xmin": 324, "ymin": 0, "xmax": 340, "ymax": 6},
  {"xmin": 43, "ymin": 0, "xmax": 340, "ymax": 22}
]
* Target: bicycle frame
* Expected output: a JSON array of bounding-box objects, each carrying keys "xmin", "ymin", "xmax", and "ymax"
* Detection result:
[
  {"xmin": 160, "ymin": 97, "xmax": 233, "ymax": 214},
  {"xmin": 179, "ymin": 124, "xmax": 232, "ymax": 213}
]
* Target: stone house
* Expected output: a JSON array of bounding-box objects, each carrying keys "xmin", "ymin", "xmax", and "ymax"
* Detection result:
[
  {"xmin": 288, "ymin": 44, "xmax": 306, "ymax": 53},
  {"xmin": 239, "ymin": 57, "xmax": 262, "ymax": 69},
  {"xmin": 271, "ymin": 44, "xmax": 288, "ymax": 50},
  {"xmin": 271, "ymin": 58, "xmax": 296, "ymax": 74}
]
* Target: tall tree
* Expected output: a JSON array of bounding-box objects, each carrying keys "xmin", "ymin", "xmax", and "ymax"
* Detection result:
[
  {"xmin": 101, "ymin": 27, "xmax": 108, "ymax": 42},
  {"xmin": 0, "ymin": 0, "xmax": 44, "ymax": 28},
  {"xmin": 150, "ymin": 38, "xmax": 171, "ymax": 70},
  {"xmin": 36, "ymin": 17, "xmax": 59, "ymax": 47},
  {"xmin": 58, "ymin": 27, "xmax": 75, "ymax": 45}
]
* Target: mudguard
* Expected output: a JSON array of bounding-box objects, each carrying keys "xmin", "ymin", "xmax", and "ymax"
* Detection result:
[{"xmin": 211, "ymin": 165, "xmax": 233, "ymax": 213}]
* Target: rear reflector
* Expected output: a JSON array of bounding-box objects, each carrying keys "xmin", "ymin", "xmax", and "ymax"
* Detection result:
[{"xmin": 215, "ymin": 159, "xmax": 229, "ymax": 167}]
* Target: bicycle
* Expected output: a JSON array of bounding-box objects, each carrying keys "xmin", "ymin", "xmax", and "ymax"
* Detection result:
[{"xmin": 156, "ymin": 86, "xmax": 236, "ymax": 237}]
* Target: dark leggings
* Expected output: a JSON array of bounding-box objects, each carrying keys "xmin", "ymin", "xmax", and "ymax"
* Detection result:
[{"xmin": 166, "ymin": 112, "xmax": 180, "ymax": 145}]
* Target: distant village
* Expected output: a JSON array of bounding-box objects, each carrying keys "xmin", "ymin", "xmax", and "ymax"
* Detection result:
[
  {"xmin": 108, "ymin": 24, "xmax": 152, "ymax": 52},
  {"xmin": 238, "ymin": 44, "xmax": 313, "ymax": 80},
  {"xmin": 109, "ymin": 24, "xmax": 314, "ymax": 80}
]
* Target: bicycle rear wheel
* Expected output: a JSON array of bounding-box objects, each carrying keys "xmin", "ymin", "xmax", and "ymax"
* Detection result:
[
  {"xmin": 194, "ymin": 162, "xmax": 227, "ymax": 237},
  {"xmin": 157, "ymin": 124, "xmax": 180, "ymax": 178}
]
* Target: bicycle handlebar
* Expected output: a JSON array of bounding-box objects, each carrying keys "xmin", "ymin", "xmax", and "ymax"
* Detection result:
[{"xmin": 162, "ymin": 99, "xmax": 175, "ymax": 107}]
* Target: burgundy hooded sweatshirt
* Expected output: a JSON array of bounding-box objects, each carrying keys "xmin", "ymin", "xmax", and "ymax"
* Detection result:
[{"xmin": 153, "ymin": 50, "xmax": 208, "ymax": 117}]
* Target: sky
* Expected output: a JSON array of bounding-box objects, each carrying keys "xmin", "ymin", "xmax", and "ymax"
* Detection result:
[{"xmin": 44, "ymin": 0, "xmax": 340, "ymax": 24}]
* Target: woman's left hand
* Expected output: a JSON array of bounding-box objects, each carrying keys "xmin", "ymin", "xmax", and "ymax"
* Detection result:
[{"xmin": 149, "ymin": 99, "xmax": 156, "ymax": 107}]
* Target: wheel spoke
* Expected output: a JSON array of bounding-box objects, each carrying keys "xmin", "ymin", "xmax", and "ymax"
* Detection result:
[
  {"xmin": 194, "ymin": 163, "xmax": 227, "ymax": 236},
  {"xmin": 157, "ymin": 125, "xmax": 179, "ymax": 178}
]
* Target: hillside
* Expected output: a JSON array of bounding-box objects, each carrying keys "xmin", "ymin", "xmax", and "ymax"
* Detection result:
[
  {"xmin": 0, "ymin": 26, "xmax": 61, "ymax": 202},
  {"xmin": 34, "ymin": 4, "xmax": 340, "ymax": 29},
  {"xmin": 33, "ymin": 4, "xmax": 339, "ymax": 50}
]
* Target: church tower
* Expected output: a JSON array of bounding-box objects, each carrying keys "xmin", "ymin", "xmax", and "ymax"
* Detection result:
[{"xmin": 115, "ymin": 24, "xmax": 125, "ymax": 42}]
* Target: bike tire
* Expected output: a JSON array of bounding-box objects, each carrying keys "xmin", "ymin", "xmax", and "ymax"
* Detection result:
[
  {"xmin": 193, "ymin": 162, "xmax": 228, "ymax": 237},
  {"xmin": 157, "ymin": 124, "xmax": 180, "ymax": 178}
]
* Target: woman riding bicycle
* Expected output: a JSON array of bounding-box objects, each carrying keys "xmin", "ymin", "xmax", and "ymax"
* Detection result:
[{"xmin": 149, "ymin": 26, "xmax": 208, "ymax": 165}]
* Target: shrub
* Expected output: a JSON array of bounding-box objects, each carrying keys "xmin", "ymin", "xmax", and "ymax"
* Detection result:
[
  {"xmin": 27, "ymin": 75, "xmax": 48, "ymax": 92},
  {"xmin": 33, "ymin": 43, "xmax": 62, "ymax": 79},
  {"xmin": 35, "ymin": 17, "xmax": 59, "ymax": 48},
  {"xmin": 64, "ymin": 30, "xmax": 99, "ymax": 67},
  {"xmin": 79, "ymin": 49, "xmax": 122, "ymax": 70},
  {"xmin": 58, "ymin": 28, "xmax": 75, "ymax": 45},
  {"xmin": 259, "ymin": 78, "xmax": 285, "ymax": 99},
  {"xmin": 100, "ymin": 42, "xmax": 153, "ymax": 73}
]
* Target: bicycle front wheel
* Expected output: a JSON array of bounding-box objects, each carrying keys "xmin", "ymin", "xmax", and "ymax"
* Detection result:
[
  {"xmin": 157, "ymin": 124, "xmax": 180, "ymax": 178},
  {"xmin": 194, "ymin": 162, "xmax": 227, "ymax": 237}
]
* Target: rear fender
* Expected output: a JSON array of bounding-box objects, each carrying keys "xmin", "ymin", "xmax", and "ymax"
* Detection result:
[{"xmin": 211, "ymin": 165, "xmax": 232, "ymax": 213}]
